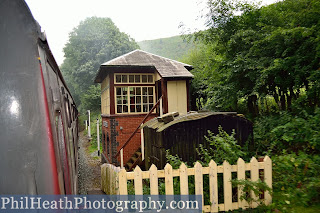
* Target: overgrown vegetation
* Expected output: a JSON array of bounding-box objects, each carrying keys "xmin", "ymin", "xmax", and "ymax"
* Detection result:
[
  {"xmin": 177, "ymin": 0, "xmax": 320, "ymax": 211},
  {"xmin": 183, "ymin": 0, "xmax": 320, "ymax": 115}
]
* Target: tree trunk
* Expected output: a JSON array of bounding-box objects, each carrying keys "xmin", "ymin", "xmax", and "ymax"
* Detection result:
[
  {"xmin": 287, "ymin": 92, "xmax": 292, "ymax": 111},
  {"xmin": 247, "ymin": 94, "xmax": 259, "ymax": 117},
  {"xmin": 273, "ymin": 89, "xmax": 280, "ymax": 110},
  {"xmin": 280, "ymin": 91, "xmax": 286, "ymax": 111}
]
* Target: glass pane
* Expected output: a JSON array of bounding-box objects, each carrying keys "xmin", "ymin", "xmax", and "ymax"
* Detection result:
[
  {"xmin": 148, "ymin": 87, "xmax": 153, "ymax": 95},
  {"xmin": 122, "ymin": 87, "xmax": 127, "ymax": 95},
  {"xmin": 136, "ymin": 105, "xmax": 141, "ymax": 112},
  {"xmin": 123, "ymin": 105, "xmax": 128, "ymax": 113},
  {"xmin": 149, "ymin": 104, "xmax": 154, "ymax": 110},
  {"xmin": 143, "ymin": 104, "xmax": 148, "ymax": 112},
  {"xmin": 149, "ymin": 96, "xmax": 153, "ymax": 103},
  {"xmin": 116, "ymin": 75, "xmax": 121, "ymax": 83},
  {"xmin": 148, "ymin": 75, "xmax": 153, "ymax": 83},
  {"xmin": 129, "ymin": 75, "xmax": 134, "ymax": 83},
  {"xmin": 122, "ymin": 75, "xmax": 128, "ymax": 83},
  {"xmin": 117, "ymin": 105, "xmax": 122, "ymax": 113},
  {"xmin": 136, "ymin": 96, "xmax": 141, "ymax": 104},
  {"xmin": 142, "ymin": 87, "xmax": 147, "ymax": 95},
  {"xmin": 143, "ymin": 96, "xmax": 148, "ymax": 103},
  {"xmin": 123, "ymin": 96, "xmax": 127, "ymax": 104},
  {"xmin": 130, "ymin": 96, "xmax": 135, "ymax": 104},
  {"xmin": 116, "ymin": 88, "xmax": 121, "ymax": 95},
  {"xmin": 142, "ymin": 75, "xmax": 147, "ymax": 83},
  {"xmin": 136, "ymin": 87, "xmax": 141, "ymax": 95},
  {"xmin": 135, "ymin": 75, "xmax": 140, "ymax": 83},
  {"xmin": 130, "ymin": 105, "xmax": 135, "ymax": 113},
  {"xmin": 117, "ymin": 96, "xmax": 122, "ymax": 104},
  {"xmin": 129, "ymin": 87, "xmax": 135, "ymax": 95}
]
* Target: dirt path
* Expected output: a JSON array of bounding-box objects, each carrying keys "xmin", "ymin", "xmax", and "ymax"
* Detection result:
[{"xmin": 77, "ymin": 131, "xmax": 102, "ymax": 194}]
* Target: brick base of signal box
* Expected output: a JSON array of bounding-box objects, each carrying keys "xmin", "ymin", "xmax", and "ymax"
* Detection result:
[{"xmin": 101, "ymin": 114, "xmax": 157, "ymax": 166}]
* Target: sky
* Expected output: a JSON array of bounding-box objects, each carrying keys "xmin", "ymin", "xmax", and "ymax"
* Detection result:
[{"xmin": 24, "ymin": 0, "xmax": 278, "ymax": 65}]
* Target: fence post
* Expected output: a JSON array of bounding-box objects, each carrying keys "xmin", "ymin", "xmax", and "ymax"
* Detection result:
[
  {"xmin": 87, "ymin": 110, "xmax": 91, "ymax": 138},
  {"xmin": 194, "ymin": 162, "xmax": 204, "ymax": 208},
  {"xmin": 134, "ymin": 166, "xmax": 143, "ymax": 195},
  {"xmin": 264, "ymin": 156, "xmax": 272, "ymax": 205},
  {"xmin": 237, "ymin": 158, "xmax": 248, "ymax": 209},
  {"xmin": 179, "ymin": 163, "xmax": 189, "ymax": 195},
  {"xmin": 209, "ymin": 160, "xmax": 218, "ymax": 212},
  {"xmin": 223, "ymin": 161, "xmax": 232, "ymax": 211},
  {"xmin": 164, "ymin": 164, "xmax": 173, "ymax": 195},
  {"xmin": 250, "ymin": 157, "xmax": 259, "ymax": 208},
  {"xmin": 97, "ymin": 118, "xmax": 100, "ymax": 156},
  {"xmin": 120, "ymin": 149, "xmax": 124, "ymax": 169},
  {"xmin": 119, "ymin": 168, "xmax": 127, "ymax": 195},
  {"xmin": 141, "ymin": 124, "xmax": 144, "ymax": 161},
  {"xmin": 149, "ymin": 164, "xmax": 158, "ymax": 195},
  {"xmin": 101, "ymin": 164, "xmax": 107, "ymax": 193}
]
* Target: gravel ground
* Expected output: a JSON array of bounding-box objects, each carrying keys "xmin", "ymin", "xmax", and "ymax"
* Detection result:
[{"xmin": 78, "ymin": 131, "xmax": 102, "ymax": 194}]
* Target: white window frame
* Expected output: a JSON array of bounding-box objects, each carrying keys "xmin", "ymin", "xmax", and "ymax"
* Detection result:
[
  {"xmin": 115, "ymin": 86, "xmax": 155, "ymax": 114},
  {"xmin": 114, "ymin": 73, "xmax": 154, "ymax": 84}
]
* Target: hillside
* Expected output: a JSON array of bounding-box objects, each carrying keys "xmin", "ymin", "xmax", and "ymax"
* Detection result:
[{"xmin": 138, "ymin": 35, "xmax": 195, "ymax": 61}]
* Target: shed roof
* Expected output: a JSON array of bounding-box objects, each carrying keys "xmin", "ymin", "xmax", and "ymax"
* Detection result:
[
  {"xmin": 142, "ymin": 111, "xmax": 238, "ymax": 132},
  {"xmin": 94, "ymin": 49, "xmax": 193, "ymax": 83}
]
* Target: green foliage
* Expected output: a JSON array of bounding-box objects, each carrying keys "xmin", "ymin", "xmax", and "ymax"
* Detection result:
[
  {"xmin": 202, "ymin": 126, "xmax": 245, "ymax": 165},
  {"xmin": 165, "ymin": 150, "xmax": 186, "ymax": 169},
  {"xmin": 60, "ymin": 17, "xmax": 139, "ymax": 112},
  {"xmin": 177, "ymin": 0, "xmax": 320, "ymax": 210},
  {"xmin": 164, "ymin": 128, "xmax": 272, "ymax": 211},
  {"xmin": 185, "ymin": 0, "xmax": 320, "ymax": 115},
  {"xmin": 231, "ymin": 179, "xmax": 271, "ymax": 207},
  {"xmin": 253, "ymin": 108, "xmax": 320, "ymax": 211},
  {"xmin": 254, "ymin": 108, "xmax": 320, "ymax": 155},
  {"xmin": 80, "ymin": 85, "xmax": 101, "ymax": 112},
  {"xmin": 271, "ymin": 152, "xmax": 320, "ymax": 211},
  {"xmin": 138, "ymin": 35, "xmax": 195, "ymax": 61}
]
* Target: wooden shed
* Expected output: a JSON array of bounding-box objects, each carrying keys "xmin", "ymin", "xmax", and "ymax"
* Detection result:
[{"xmin": 142, "ymin": 111, "xmax": 253, "ymax": 169}]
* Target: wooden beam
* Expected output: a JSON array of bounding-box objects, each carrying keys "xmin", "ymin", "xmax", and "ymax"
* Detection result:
[
  {"xmin": 161, "ymin": 79, "xmax": 168, "ymax": 114},
  {"xmin": 110, "ymin": 72, "xmax": 115, "ymax": 115}
]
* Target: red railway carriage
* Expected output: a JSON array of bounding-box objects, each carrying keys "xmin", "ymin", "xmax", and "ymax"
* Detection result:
[{"xmin": 0, "ymin": 0, "xmax": 79, "ymax": 194}]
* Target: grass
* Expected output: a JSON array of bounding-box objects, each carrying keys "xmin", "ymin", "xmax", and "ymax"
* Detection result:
[{"xmin": 290, "ymin": 204, "xmax": 320, "ymax": 213}]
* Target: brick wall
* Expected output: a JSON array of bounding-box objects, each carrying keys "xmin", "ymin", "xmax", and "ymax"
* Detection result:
[{"xmin": 101, "ymin": 114, "xmax": 157, "ymax": 166}]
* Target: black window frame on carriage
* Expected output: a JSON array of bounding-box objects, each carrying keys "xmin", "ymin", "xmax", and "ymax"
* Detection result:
[{"xmin": 115, "ymin": 86, "xmax": 155, "ymax": 114}]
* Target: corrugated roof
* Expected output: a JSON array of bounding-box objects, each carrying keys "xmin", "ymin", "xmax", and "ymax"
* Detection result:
[
  {"xmin": 99, "ymin": 49, "xmax": 194, "ymax": 78},
  {"xmin": 142, "ymin": 111, "xmax": 238, "ymax": 132}
]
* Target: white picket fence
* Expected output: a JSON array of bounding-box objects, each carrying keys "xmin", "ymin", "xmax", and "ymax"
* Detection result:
[{"xmin": 101, "ymin": 156, "xmax": 272, "ymax": 212}]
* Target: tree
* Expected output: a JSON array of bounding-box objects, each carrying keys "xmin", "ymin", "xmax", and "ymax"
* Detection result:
[
  {"xmin": 60, "ymin": 17, "xmax": 139, "ymax": 111},
  {"xmin": 187, "ymin": 0, "xmax": 320, "ymax": 115}
]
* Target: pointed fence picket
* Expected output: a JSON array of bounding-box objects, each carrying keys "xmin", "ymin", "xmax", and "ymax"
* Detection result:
[{"xmin": 102, "ymin": 156, "xmax": 272, "ymax": 212}]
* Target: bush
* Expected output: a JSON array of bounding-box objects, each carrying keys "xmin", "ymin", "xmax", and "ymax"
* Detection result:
[
  {"xmin": 253, "ymin": 107, "xmax": 320, "ymax": 211},
  {"xmin": 272, "ymin": 152, "xmax": 320, "ymax": 209},
  {"xmin": 254, "ymin": 108, "xmax": 320, "ymax": 155},
  {"xmin": 202, "ymin": 126, "xmax": 245, "ymax": 165}
]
